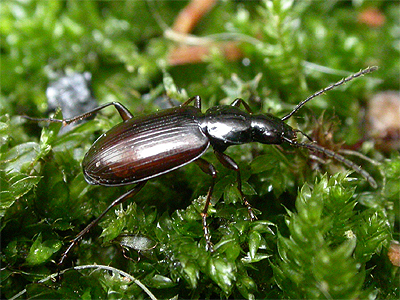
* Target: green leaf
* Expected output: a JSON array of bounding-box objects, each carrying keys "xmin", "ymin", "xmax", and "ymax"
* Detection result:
[
  {"xmin": 248, "ymin": 230, "xmax": 262, "ymax": 259},
  {"xmin": 0, "ymin": 173, "xmax": 41, "ymax": 218},
  {"xmin": 206, "ymin": 256, "xmax": 236, "ymax": 295},
  {"xmin": 25, "ymin": 234, "xmax": 62, "ymax": 266},
  {"xmin": 149, "ymin": 274, "xmax": 176, "ymax": 289},
  {"xmin": 100, "ymin": 211, "xmax": 126, "ymax": 243}
]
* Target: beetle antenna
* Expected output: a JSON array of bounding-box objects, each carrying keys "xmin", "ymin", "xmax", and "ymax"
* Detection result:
[
  {"xmin": 283, "ymin": 138, "xmax": 377, "ymax": 188},
  {"xmin": 281, "ymin": 66, "xmax": 378, "ymax": 121}
]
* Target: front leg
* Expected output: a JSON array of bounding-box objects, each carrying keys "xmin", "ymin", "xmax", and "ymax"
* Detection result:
[{"xmin": 195, "ymin": 158, "xmax": 218, "ymax": 251}]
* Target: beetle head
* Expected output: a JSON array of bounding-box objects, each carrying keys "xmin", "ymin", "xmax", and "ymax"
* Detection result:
[{"xmin": 251, "ymin": 114, "xmax": 296, "ymax": 145}]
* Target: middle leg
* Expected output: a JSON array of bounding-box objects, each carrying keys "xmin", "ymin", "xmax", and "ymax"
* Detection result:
[{"xmin": 214, "ymin": 151, "xmax": 256, "ymax": 221}]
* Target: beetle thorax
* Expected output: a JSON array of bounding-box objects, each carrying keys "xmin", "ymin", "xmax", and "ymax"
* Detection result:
[{"xmin": 201, "ymin": 105, "xmax": 253, "ymax": 151}]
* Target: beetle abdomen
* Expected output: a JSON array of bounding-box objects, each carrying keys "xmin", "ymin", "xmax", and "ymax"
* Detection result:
[{"xmin": 83, "ymin": 106, "xmax": 209, "ymax": 186}]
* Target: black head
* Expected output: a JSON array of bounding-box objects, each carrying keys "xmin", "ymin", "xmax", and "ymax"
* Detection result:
[{"xmin": 251, "ymin": 113, "xmax": 296, "ymax": 145}]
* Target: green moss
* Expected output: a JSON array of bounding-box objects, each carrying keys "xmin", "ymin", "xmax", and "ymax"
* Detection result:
[{"xmin": 1, "ymin": 1, "xmax": 398, "ymax": 299}]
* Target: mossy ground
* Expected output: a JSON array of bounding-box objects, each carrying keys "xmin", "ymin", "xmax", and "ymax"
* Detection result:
[{"xmin": 1, "ymin": 1, "xmax": 399, "ymax": 299}]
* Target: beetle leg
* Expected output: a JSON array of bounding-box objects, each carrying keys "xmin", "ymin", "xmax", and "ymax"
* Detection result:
[
  {"xmin": 194, "ymin": 157, "xmax": 217, "ymax": 251},
  {"xmin": 231, "ymin": 98, "xmax": 253, "ymax": 114},
  {"xmin": 181, "ymin": 95, "xmax": 202, "ymax": 109},
  {"xmin": 58, "ymin": 181, "xmax": 147, "ymax": 267},
  {"xmin": 23, "ymin": 102, "xmax": 134, "ymax": 125},
  {"xmin": 61, "ymin": 102, "xmax": 134, "ymax": 123},
  {"xmin": 214, "ymin": 151, "xmax": 257, "ymax": 221}
]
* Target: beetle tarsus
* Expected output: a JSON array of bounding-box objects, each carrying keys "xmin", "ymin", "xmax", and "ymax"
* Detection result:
[
  {"xmin": 201, "ymin": 211, "xmax": 214, "ymax": 252},
  {"xmin": 58, "ymin": 182, "xmax": 147, "ymax": 266},
  {"xmin": 244, "ymin": 198, "xmax": 257, "ymax": 221},
  {"xmin": 196, "ymin": 158, "xmax": 217, "ymax": 250}
]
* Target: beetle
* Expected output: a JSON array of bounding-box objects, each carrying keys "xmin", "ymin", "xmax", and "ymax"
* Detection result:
[{"xmin": 25, "ymin": 66, "xmax": 378, "ymax": 265}]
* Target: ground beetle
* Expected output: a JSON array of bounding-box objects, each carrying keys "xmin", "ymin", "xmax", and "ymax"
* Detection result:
[{"xmin": 25, "ymin": 66, "xmax": 378, "ymax": 266}]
